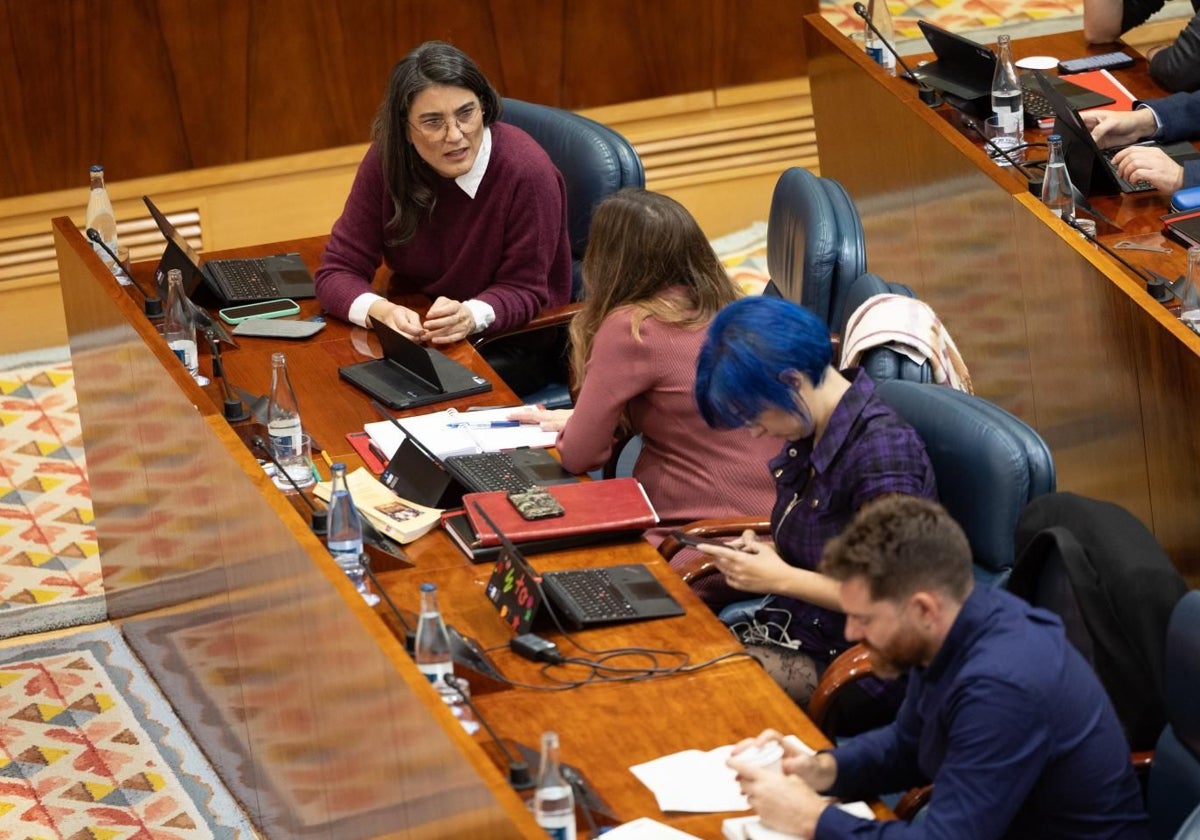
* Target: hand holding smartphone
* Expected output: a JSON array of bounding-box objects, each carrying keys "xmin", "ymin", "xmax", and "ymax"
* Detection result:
[{"xmin": 669, "ymin": 529, "xmax": 716, "ymax": 549}]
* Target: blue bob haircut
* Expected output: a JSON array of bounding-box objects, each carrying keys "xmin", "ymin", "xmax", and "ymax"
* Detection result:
[{"xmin": 695, "ymin": 296, "xmax": 833, "ymax": 429}]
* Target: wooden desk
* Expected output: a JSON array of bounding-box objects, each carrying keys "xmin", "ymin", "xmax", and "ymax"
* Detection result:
[
  {"xmin": 55, "ymin": 220, "xmax": 874, "ymax": 838},
  {"xmin": 806, "ymin": 16, "xmax": 1200, "ymax": 585}
]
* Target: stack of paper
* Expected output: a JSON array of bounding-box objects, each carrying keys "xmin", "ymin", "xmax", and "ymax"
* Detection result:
[
  {"xmin": 314, "ymin": 467, "xmax": 442, "ymax": 543},
  {"xmin": 365, "ymin": 405, "xmax": 556, "ymax": 460}
]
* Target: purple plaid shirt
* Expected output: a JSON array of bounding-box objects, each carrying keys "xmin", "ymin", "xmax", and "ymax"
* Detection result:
[{"xmin": 751, "ymin": 369, "xmax": 936, "ymax": 663}]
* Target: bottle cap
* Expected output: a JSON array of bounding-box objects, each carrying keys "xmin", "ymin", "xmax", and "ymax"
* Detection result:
[
  {"xmin": 421, "ymin": 582, "xmax": 436, "ymax": 593},
  {"xmin": 90, "ymin": 164, "xmax": 103, "ymax": 173}
]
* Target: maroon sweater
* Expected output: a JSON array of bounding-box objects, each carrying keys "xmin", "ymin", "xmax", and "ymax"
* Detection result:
[{"xmin": 316, "ymin": 123, "xmax": 572, "ymax": 334}]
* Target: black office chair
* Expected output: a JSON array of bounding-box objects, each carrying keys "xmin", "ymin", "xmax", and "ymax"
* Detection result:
[
  {"xmin": 835, "ymin": 272, "xmax": 931, "ymax": 384},
  {"xmin": 766, "ymin": 167, "xmax": 866, "ymax": 329},
  {"xmin": 1008, "ymin": 492, "xmax": 1188, "ymax": 754},
  {"xmin": 476, "ymin": 98, "xmax": 645, "ymax": 407},
  {"xmin": 1148, "ymin": 590, "xmax": 1200, "ymax": 840},
  {"xmin": 805, "ymin": 381, "xmax": 1057, "ymax": 737}
]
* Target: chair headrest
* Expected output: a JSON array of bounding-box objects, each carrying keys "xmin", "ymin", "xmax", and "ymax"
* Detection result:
[
  {"xmin": 1166, "ymin": 590, "xmax": 1200, "ymax": 754},
  {"xmin": 500, "ymin": 99, "xmax": 644, "ymax": 263},
  {"xmin": 766, "ymin": 170, "xmax": 866, "ymax": 328},
  {"xmin": 875, "ymin": 380, "xmax": 1054, "ymax": 575}
]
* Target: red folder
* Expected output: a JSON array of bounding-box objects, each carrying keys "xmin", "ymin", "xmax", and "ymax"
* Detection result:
[{"xmin": 463, "ymin": 478, "xmax": 659, "ymax": 547}]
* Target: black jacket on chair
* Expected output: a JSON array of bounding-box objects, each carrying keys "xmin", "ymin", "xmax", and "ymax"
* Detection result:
[{"xmin": 1008, "ymin": 492, "xmax": 1188, "ymax": 752}]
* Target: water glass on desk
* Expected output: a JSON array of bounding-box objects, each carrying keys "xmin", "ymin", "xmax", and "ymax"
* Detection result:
[
  {"xmin": 984, "ymin": 115, "xmax": 1023, "ymax": 166},
  {"xmin": 1180, "ymin": 247, "xmax": 1200, "ymax": 327}
]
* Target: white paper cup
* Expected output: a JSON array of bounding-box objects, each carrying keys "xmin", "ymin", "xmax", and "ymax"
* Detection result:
[{"xmin": 736, "ymin": 741, "xmax": 784, "ymax": 774}]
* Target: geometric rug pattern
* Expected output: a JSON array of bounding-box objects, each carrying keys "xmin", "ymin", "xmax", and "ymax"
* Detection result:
[
  {"xmin": 0, "ymin": 625, "xmax": 254, "ymax": 839},
  {"xmin": 0, "ymin": 361, "xmax": 104, "ymax": 638},
  {"xmin": 821, "ymin": 0, "xmax": 1083, "ymax": 43}
]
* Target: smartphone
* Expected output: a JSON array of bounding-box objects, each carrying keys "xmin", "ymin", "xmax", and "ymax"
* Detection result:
[
  {"xmin": 507, "ymin": 486, "xmax": 565, "ymax": 520},
  {"xmin": 218, "ymin": 298, "xmax": 300, "ymax": 324},
  {"xmin": 669, "ymin": 529, "xmax": 714, "ymax": 549}
]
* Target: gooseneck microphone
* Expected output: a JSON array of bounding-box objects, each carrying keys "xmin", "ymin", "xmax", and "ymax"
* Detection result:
[
  {"xmin": 852, "ymin": 2, "xmax": 942, "ymax": 107},
  {"xmin": 250, "ymin": 435, "xmax": 329, "ymax": 535},
  {"xmin": 1064, "ymin": 215, "xmax": 1175, "ymax": 303},
  {"xmin": 359, "ymin": 563, "xmax": 532, "ymax": 789},
  {"xmin": 86, "ymin": 228, "xmax": 164, "ymax": 318},
  {"xmin": 204, "ymin": 329, "xmax": 250, "ymax": 422},
  {"xmin": 449, "ymin": 690, "xmax": 535, "ymax": 790}
]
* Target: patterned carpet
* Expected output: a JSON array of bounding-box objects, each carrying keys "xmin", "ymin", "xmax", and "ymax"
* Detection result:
[
  {"xmin": 0, "ymin": 625, "xmax": 253, "ymax": 839},
  {"xmin": 0, "ymin": 360, "xmax": 103, "ymax": 638},
  {"xmin": 822, "ymin": 0, "xmax": 1084, "ymax": 45}
]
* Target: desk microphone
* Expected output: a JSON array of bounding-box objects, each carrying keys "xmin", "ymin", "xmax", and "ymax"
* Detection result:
[
  {"xmin": 86, "ymin": 228, "xmax": 164, "ymax": 319},
  {"xmin": 1064, "ymin": 215, "xmax": 1177, "ymax": 303},
  {"xmin": 852, "ymin": 2, "xmax": 942, "ymax": 107},
  {"xmin": 250, "ymin": 435, "xmax": 329, "ymax": 535},
  {"xmin": 449, "ymin": 692, "xmax": 534, "ymax": 791},
  {"xmin": 204, "ymin": 329, "xmax": 250, "ymax": 422},
  {"xmin": 359, "ymin": 563, "xmax": 530, "ymax": 787}
]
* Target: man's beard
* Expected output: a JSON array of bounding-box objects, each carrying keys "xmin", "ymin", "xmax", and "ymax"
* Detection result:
[{"xmin": 862, "ymin": 628, "xmax": 928, "ymax": 680}]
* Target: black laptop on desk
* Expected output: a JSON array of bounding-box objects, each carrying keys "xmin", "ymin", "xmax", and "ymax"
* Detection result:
[
  {"xmin": 340, "ymin": 318, "xmax": 493, "ymax": 409},
  {"xmin": 914, "ymin": 22, "xmax": 1114, "ymax": 120},
  {"xmin": 480, "ymin": 506, "xmax": 684, "ymax": 632},
  {"xmin": 143, "ymin": 195, "xmax": 315, "ymax": 304},
  {"xmin": 1032, "ymin": 71, "xmax": 1200, "ymax": 196}
]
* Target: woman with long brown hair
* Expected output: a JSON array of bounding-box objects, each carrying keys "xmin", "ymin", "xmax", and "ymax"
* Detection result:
[{"xmin": 511, "ymin": 188, "xmax": 775, "ymax": 533}]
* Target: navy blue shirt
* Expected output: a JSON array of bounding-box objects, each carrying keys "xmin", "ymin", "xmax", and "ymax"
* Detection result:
[{"xmin": 818, "ymin": 586, "xmax": 1149, "ymax": 840}]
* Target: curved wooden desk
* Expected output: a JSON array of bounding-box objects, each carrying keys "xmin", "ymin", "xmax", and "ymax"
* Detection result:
[
  {"xmin": 53, "ymin": 219, "xmax": 877, "ymax": 838},
  {"xmin": 805, "ymin": 16, "xmax": 1200, "ymax": 585}
]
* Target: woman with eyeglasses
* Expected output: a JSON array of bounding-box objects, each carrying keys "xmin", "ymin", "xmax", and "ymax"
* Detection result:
[{"xmin": 315, "ymin": 41, "xmax": 571, "ymax": 393}]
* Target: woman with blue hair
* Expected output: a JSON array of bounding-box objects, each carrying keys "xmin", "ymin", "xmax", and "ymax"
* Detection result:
[{"xmin": 693, "ymin": 296, "xmax": 936, "ymax": 707}]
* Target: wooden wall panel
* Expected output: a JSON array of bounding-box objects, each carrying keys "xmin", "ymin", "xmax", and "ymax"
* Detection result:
[{"xmin": 1, "ymin": 0, "xmax": 814, "ymax": 199}]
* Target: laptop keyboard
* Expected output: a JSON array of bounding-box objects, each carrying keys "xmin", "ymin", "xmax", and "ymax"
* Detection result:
[
  {"xmin": 449, "ymin": 452, "xmax": 536, "ymax": 493},
  {"xmin": 211, "ymin": 260, "xmax": 281, "ymax": 301},
  {"xmin": 1102, "ymin": 152, "xmax": 1154, "ymax": 192},
  {"xmin": 548, "ymin": 569, "xmax": 639, "ymax": 621}
]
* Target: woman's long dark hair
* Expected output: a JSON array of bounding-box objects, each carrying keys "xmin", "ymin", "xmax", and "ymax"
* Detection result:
[{"xmin": 371, "ymin": 41, "xmax": 502, "ymax": 245}]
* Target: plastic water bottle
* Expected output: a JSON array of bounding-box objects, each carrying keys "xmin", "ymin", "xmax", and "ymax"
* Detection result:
[
  {"xmin": 163, "ymin": 269, "xmax": 200, "ymax": 380},
  {"xmin": 326, "ymin": 462, "xmax": 363, "ymax": 564},
  {"xmin": 86, "ymin": 165, "xmax": 120, "ymax": 276},
  {"xmin": 266, "ymin": 352, "xmax": 303, "ymax": 452},
  {"xmin": 534, "ymin": 731, "xmax": 576, "ymax": 840},
  {"xmin": 863, "ymin": 0, "xmax": 896, "ymax": 76},
  {"xmin": 415, "ymin": 583, "xmax": 455, "ymax": 693},
  {"xmin": 1041, "ymin": 134, "xmax": 1075, "ymax": 220},
  {"xmin": 991, "ymin": 35, "xmax": 1024, "ymax": 148}
]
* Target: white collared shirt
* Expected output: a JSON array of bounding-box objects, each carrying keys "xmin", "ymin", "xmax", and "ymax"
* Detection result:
[{"xmin": 348, "ymin": 126, "xmax": 496, "ymax": 332}]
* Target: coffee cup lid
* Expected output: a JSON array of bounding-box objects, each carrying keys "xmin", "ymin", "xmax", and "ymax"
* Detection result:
[{"xmin": 737, "ymin": 740, "xmax": 784, "ymax": 768}]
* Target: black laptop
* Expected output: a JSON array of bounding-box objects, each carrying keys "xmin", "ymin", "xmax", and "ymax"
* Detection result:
[
  {"xmin": 915, "ymin": 21, "xmax": 1115, "ymax": 120},
  {"xmin": 340, "ymin": 318, "xmax": 493, "ymax": 410},
  {"xmin": 1033, "ymin": 71, "xmax": 1200, "ymax": 196},
  {"xmin": 143, "ymin": 195, "xmax": 316, "ymax": 304},
  {"xmin": 481, "ymin": 507, "xmax": 684, "ymax": 632},
  {"xmin": 378, "ymin": 433, "xmax": 576, "ymax": 508}
]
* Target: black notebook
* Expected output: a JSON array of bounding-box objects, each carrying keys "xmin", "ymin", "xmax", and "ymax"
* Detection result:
[{"xmin": 339, "ymin": 319, "xmax": 492, "ymax": 410}]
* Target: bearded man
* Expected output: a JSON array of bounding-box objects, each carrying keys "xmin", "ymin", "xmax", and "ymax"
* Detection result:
[{"xmin": 728, "ymin": 495, "xmax": 1149, "ymax": 840}]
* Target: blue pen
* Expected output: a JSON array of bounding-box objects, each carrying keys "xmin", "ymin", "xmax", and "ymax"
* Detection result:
[{"xmin": 447, "ymin": 420, "xmax": 521, "ymax": 429}]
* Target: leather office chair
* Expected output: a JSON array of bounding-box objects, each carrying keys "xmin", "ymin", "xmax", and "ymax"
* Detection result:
[
  {"xmin": 766, "ymin": 167, "xmax": 867, "ymax": 328},
  {"xmin": 476, "ymin": 98, "xmax": 645, "ymax": 408},
  {"xmin": 874, "ymin": 380, "xmax": 1055, "ymax": 588},
  {"xmin": 835, "ymin": 272, "xmax": 930, "ymax": 383},
  {"xmin": 1008, "ymin": 492, "xmax": 1188, "ymax": 754},
  {"xmin": 1148, "ymin": 590, "xmax": 1200, "ymax": 840}
]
